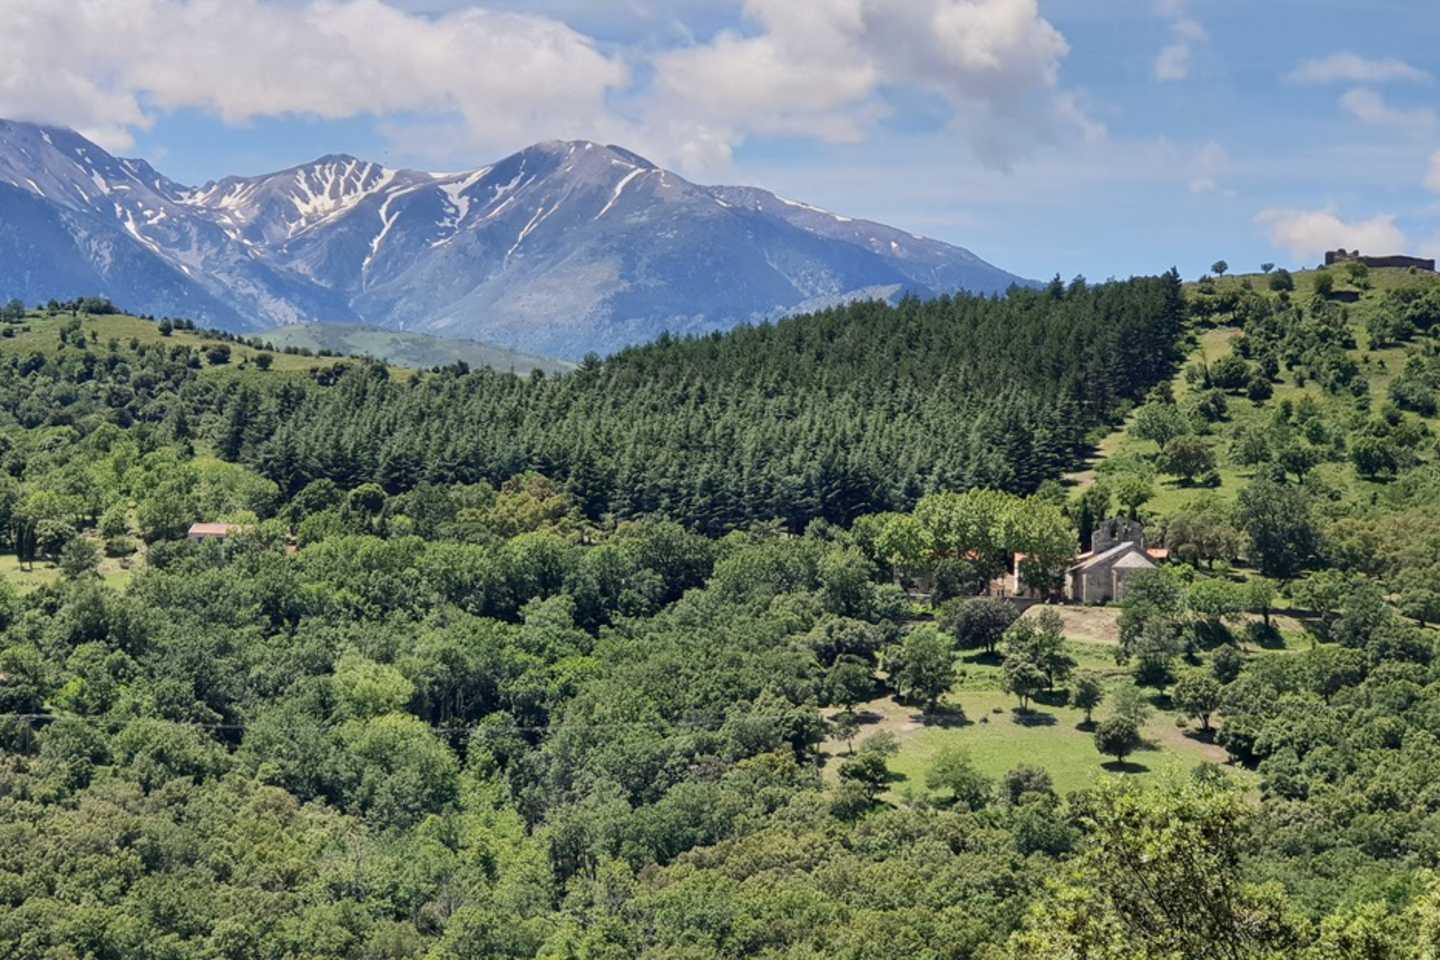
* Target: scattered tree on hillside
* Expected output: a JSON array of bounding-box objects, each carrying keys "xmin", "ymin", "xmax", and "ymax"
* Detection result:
[
  {"xmin": 1158, "ymin": 435, "xmax": 1217, "ymax": 485},
  {"xmin": 1162, "ymin": 496, "xmax": 1241, "ymax": 567},
  {"xmin": 1131, "ymin": 401, "xmax": 1191, "ymax": 449},
  {"xmin": 1112, "ymin": 472, "xmax": 1155, "ymax": 520},
  {"xmin": 1003, "ymin": 609, "xmax": 1075, "ymax": 691},
  {"xmin": 1071, "ymin": 671, "xmax": 1105, "ymax": 725},
  {"xmin": 888, "ymin": 624, "xmax": 956, "ymax": 713},
  {"xmin": 1171, "ymin": 671, "xmax": 1222, "ymax": 733},
  {"xmin": 1245, "ymin": 579, "xmax": 1277, "ymax": 629},
  {"xmin": 1003, "ymin": 655, "xmax": 1049, "ymax": 712},
  {"xmin": 830, "ymin": 710, "xmax": 861, "ymax": 754},
  {"xmin": 1118, "ymin": 569, "xmax": 1188, "ymax": 684},
  {"xmin": 838, "ymin": 732, "xmax": 899, "ymax": 802},
  {"xmin": 1093, "ymin": 716, "xmax": 1142, "ymax": 764},
  {"xmin": 939, "ymin": 596, "xmax": 1018, "ymax": 658},
  {"xmin": 926, "ymin": 747, "xmax": 992, "ymax": 810},
  {"xmin": 1235, "ymin": 479, "xmax": 1320, "ymax": 579},
  {"xmin": 824, "ymin": 656, "xmax": 874, "ymax": 713}
]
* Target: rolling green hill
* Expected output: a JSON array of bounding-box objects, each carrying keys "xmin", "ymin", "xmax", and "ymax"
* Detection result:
[
  {"xmin": 0, "ymin": 309, "xmax": 572, "ymax": 383},
  {"xmin": 258, "ymin": 323, "xmax": 574, "ymax": 375},
  {"xmin": 1069, "ymin": 264, "xmax": 1440, "ymax": 517},
  {"xmin": 0, "ymin": 308, "xmax": 394, "ymax": 380}
]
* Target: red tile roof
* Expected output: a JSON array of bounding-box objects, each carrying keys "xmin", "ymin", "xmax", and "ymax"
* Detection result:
[{"xmin": 188, "ymin": 523, "xmax": 240, "ymax": 537}]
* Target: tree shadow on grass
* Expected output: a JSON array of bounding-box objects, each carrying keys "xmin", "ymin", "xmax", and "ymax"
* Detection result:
[
  {"xmin": 1182, "ymin": 728, "xmax": 1216, "ymax": 746},
  {"xmin": 1101, "ymin": 759, "xmax": 1150, "ymax": 774},
  {"xmin": 853, "ymin": 709, "xmax": 887, "ymax": 727},
  {"xmin": 1012, "ymin": 708, "xmax": 1057, "ymax": 727},
  {"xmin": 961, "ymin": 650, "xmax": 1003, "ymax": 668},
  {"xmin": 918, "ymin": 703, "xmax": 970, "ymax": 728},
  {"xmin": 1248, "ymin": 622, "xmax": 1289, "ymax": 650}
]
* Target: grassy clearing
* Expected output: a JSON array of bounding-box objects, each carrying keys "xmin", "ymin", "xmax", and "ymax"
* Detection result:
[
  {"xmin": 0, "ymin": 546, "xmax": 141, "ymax": 594},
  {"xmin": 887, "ymin": 690, "xmax": 1235, "ymax": 798},
  {"xmin": 0, "ymin": 553, "xmax": 60, "ymax": 593},
  {"xmin": 821, "ymin": 623, "xmax": 1250, "ymax": 800},
  {"xmin": 822, "ymin": 679, "xmax": 1243, "ymax": 799}
]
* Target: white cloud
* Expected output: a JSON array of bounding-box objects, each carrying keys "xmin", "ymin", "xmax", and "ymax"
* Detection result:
[
  {"xmin": 1255, "ymin": 208, "xmax": 1407, "ymax": 261},
  {"xmin": 1426, "ymin": 150, "xmax": 1440, "ymax": 193},
  {"xmin": 649, "ymin": 0, "xmax": 1083, "ymax": 172},
  {"xmin": 1338, "ymin": 88, "xmax": 1436, "ymax": 128},
  {"xmin": 0, "ymin": 0, "xmax": 1088, "ymax": 176},
  {"xmin": 1187, "ymin": 141, "xmax": 1231, "ymax": 194},
  {"xmin": 0, "ymin": 0, "xmax": 629, "ymax": 153},
  {"xmin": 1154, "ymin": 44, "xmax": 1192, "ymax": 82},
  {"xmin": 1152, "ymin": 2, "xmax": 1206, "ymax": 82},
  {"xmin": 1055, "ymin": 91, "xmax": 1107, "ymax": 145},
  {"xmin": 1287, "ymin": 52, "xmax": 1432, "ymax": 86}
]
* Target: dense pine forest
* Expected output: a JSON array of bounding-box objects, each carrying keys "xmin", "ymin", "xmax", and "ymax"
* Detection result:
[
  {"xmin": 242, "ymin": 275, "xmax": 1185, "ymax": 532},
  {"xmin": 7, "ymin": 268, "xmax": 1440, "ymax": 958}
]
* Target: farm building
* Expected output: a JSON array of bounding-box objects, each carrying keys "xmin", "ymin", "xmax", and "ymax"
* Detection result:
[
  {"xmin": 1064, "ymin": 518, "xmax": 1158, "ymax": 604},
  {"xmin": 187, "ymin": 523, "xmax": 243, "ymax": 542},
  {"xmin": 1003, "ymin": 517, "xmax": 1164, "ymax": 603}
]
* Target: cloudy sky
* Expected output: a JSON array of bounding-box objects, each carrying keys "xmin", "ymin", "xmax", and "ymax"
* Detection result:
[{"xmin": 2, "ymin": 0, "xmax": 1437, "ymax": 281}]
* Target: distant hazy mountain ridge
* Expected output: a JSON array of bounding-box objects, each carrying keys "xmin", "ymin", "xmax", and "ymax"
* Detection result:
[{"xmin": 0, "ymin": 118, "xmax": 1034, "ymax": 357}]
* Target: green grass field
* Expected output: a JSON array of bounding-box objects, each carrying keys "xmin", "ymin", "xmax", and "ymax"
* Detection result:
[
  {"xmin": 0, "ymin": 310, "xmax": 409, "ymax": 381},
  {"xmin": 886, "ymin": 689, "xmax": 1236, "ymax": 797},
  {"xmin": 0, "ymin": 549, "xmax": 138, "ymax": 594},
  {"xmin": 823, "ymin": 625, "xmax": 1251, "ymax": 800}
]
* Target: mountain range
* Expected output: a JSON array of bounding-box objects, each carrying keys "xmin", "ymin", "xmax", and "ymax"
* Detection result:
[{"xmin": 0, "ymin": 118, "xmax": 1033, "ymax": 358}]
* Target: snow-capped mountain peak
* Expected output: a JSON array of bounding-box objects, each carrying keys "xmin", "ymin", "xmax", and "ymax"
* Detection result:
[
  {"xmin": 0, "ymin": 118, "xmax": 1034, "ymax": 357},
  {"xmin": 180, "ymin": 155, "xmax": 424, "ymax": 245}
]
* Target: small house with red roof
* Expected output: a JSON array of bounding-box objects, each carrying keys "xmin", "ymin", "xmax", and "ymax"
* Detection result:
[{"xmin": 187, "ymin": 522, "xmax": 243, "ymax": 542}]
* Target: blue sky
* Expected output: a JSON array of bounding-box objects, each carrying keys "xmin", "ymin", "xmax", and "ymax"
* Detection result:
[{"xmin": 4, "ymin": 0, "xmax": 1438, "ymax": 282}]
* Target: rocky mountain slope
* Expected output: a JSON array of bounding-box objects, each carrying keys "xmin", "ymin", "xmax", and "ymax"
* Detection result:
[{"xmin": 0, "ymin": 119, "xmax": 1034, "ymax": 357}]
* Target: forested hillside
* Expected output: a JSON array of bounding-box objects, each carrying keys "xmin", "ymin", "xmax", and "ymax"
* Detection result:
[
  {"xmin": 9, "ymin": 268, "xmax": 1440, "ymax": 958},
  {"xmin": 246, "ymin": 274, "xmax": 1185, "ymax": 532}
]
